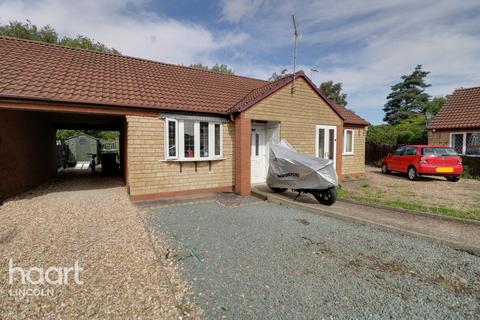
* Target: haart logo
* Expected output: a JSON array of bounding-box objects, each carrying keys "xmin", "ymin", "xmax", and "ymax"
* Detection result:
[{"xmin": 8, "ymin": 259, "xmax": 84, "ymax": 285}]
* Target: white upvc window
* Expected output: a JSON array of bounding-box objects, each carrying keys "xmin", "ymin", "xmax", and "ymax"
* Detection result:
[
  {"xmin": 343, "ymin": 129, "xmax": 355, "ymax": 155},
  {"xmin": 450, "ymin": 131, "xmax": 480, "ymax": 156},
  {"xmin": 165, "ymin": 118, "xmax": 223, "ymax": 160},
  {"xmin": 165, "ymin": 118, "xmax": 178, "ymax": 159}
]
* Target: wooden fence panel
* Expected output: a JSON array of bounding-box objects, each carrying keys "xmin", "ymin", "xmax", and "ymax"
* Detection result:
[{"xmin": 365, "ymin": 143, "xmax": 400, "ymax": 166}]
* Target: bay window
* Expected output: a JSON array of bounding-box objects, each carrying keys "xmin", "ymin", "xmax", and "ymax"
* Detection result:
[
  {"xmin": 165, "ymin": 118, "xmax": 223, "ymax": 160},
  {"xmin": 450, "ymin": 132, "xmax": 480, "ymax": 155}
]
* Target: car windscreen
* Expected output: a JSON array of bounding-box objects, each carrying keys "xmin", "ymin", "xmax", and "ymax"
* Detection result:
[{"xmin": 422, "ymin": 147, "xmax": 458, "ymax": 156}]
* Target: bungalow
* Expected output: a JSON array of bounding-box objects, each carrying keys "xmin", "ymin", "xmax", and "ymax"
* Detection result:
[
  {"xmin": 428, "ymin": 87, "xmax": 480, "ymax": 156},
  {"xmin": 0, "ymin": 36, "xmax": 368, "ymax": 201}
]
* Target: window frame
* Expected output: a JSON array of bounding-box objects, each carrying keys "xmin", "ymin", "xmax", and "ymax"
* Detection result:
[
  {"xmin": 450, "ymin": 132, "xmax": 465, "ymax": 155},
  {"xmin": 212, "ymin": 123, "xmax": 223, "ymax": 157},
  {"xmin": 393, "ymin": 146, "xmax": 406, "ymax": 156},
  {"xmin": 164, "ymin": 118, "xmax": 178, "ymax": 160},
  {"xmin": 404, "ymin": 146, "xmax": 418, "ymax": 156},
  {"xmin": 165, "ymin": 118, "xmax": 223, "ymax": 161},
  {"xmin": 451, "ymin": 131, "xmax": 480, "ymax": 156},
  {"xmin": 343, "ymin": 129, "xmax": 355, "ymax": 155}
]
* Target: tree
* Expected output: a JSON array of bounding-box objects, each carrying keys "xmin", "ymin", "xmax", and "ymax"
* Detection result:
[
  {"xmin": 268, "ymin": 69, "xmax": 289, "ymax": 81},
  {"xmin": 366, "ymin": 124, "xmax": 399, "ymax": 145},
  {"xmin": 0, "ymin": 20, "xmax": 57, "ymax": 43},
  {"xmin": 189, "ymin": 63, "xmax": 209, "ymax": 71},
  {"xmin": 60, "ymin": 35, "xmax": 120, "ymax": 54},
  {"xmin": 189, "ymin": 63, "xmax": 234, "ymax": 75},
  {"xmin": 0, "ymin": 20, "xmax": 120, "ymax": 54},
  {"xmin": 210, "ymin": 63, "xmax": 234, "ymax": 75},
  {"xmin": 383, "ymin": 65, "xmax": 430, "ymax": 125},
  {"xmin": 367, "ymin": 114, "xmax": 428, "ymax": 145},
  {"xmin": 423, "ymin": 96, "xmax": 446, "ymax": 116},
  {"xmin": 318, "ymin": 81, "xmax": 348, "ymax": 106},
  {"xmin": 56, "ymin": 130, "xmax": 119, "ymax": 140}
]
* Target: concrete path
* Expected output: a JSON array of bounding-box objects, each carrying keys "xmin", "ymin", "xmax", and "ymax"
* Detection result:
[{"xmin": 252, "ymin": 185, "xmax": 480, "ymax": 255}]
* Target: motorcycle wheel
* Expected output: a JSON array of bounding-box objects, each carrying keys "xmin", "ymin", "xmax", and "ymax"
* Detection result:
[
  {"xmin": 312, "ymin": 188, "xmax": 337, "ymax": 206},
  {"xmin": 269, "ymin": 187, "xmax": 287, "ymax": 193}
]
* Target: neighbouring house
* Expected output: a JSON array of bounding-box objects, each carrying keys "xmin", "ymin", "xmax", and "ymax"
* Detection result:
[
  {"xmin": 0, "ymin": 36, "xmax": 368, "ymax": 201},
  {"xmin": 428, "ymin": 86, "xmax": 480, "ymax": 174},
  {"xmin": 65, "ymin": 133, "xmax": 99, "ymax": 163}
]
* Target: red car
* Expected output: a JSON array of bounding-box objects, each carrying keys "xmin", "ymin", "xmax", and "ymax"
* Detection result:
[{"xmin": 381, "ymin": 145, "xmax": 463, "ymax": 182}]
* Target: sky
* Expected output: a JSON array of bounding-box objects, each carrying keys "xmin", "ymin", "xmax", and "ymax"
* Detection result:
[{"xmin": 1, "ymin": 0, "xmax": 479, "ymax": 124}]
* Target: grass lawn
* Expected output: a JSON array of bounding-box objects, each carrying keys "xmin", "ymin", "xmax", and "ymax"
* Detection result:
[{"xmin": 340, "ymin": 167, "xmax": 480, "ymax": 222}]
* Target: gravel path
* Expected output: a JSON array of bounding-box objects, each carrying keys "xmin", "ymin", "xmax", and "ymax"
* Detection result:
[
  {"xmin": 149, "ymin": 201, "xmax": 480, "ymax": 319},
  {"xmin": 0, "ymin": 174, "xmax": 192, "ymax": 319}
]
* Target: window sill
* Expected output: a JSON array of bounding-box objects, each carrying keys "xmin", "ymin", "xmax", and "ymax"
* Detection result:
[
  {"xmin": 343, "ymin": 152, "xmax": 355, "ymax": 156},
  {"xmin": 162, "ymin": 157, "xmax": 226, "ymax": 162}
]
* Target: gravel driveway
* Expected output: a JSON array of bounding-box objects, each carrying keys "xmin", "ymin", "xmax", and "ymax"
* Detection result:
[
  {"xmin": 149, "ymin": 201, "xmax": 480, "ymax": 319},
  {"xmin": 0, "ymin": 174, "xmax": 193, "ymax": 319}
]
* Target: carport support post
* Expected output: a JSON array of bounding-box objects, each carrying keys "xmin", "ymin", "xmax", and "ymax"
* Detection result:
[{"xmin": 234, "ymin": 113, "xmax": 251, "ymax": 196}]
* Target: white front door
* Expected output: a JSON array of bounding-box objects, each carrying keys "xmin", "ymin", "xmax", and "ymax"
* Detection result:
[
  {"xmin": 315, "ymin": 125, "xmax": 337, "ymax": 167},
  {"xmin": 251, "ymin": 124, "xmax": 267, "ymax": 183}
]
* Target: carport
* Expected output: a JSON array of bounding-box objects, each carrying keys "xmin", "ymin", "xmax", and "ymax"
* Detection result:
[
  {"xmin": 0, "ymin": 100, "xmax": 156, "ymax": 201},
  {"xmin": 0, "ymin": 102, "xmax": 126, "ymax": 200},
  {"xmin": 0, "ymin": 36, "xmax": 171, "ymax": 202}
]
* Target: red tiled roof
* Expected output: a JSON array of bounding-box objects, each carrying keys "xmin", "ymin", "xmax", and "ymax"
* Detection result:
[
  {"xmin": 0, "ymin": 36, "xmax": 368, "ymax": 127},
  {"xmin": 0, "ymin": 36, "xmax": 266, "ymax": 114},
  {"xmin": 329, "ymin": 101, "xmax": 370, "ymax": 126},
  {"xmin": 428, "ymin": 86, "xmax": 480, "ymax": 129},
  {"xmin": 231, "ymin": 71, "xmax": 369, "ymax": 126},
  {"xmin": 229, "ymin": 72, "xmax": 300, "ymax": 113}
]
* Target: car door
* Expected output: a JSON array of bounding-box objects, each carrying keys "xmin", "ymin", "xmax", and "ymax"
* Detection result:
[
  {"xmin": 400, "ymin": 146, "xmax": 418, "ymax": 173},
  {"xmin": 388, "ymin": 146, "xmax": 405, "ymax": 171}
]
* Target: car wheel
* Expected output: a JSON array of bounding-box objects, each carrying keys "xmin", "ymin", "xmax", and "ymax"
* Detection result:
[
  {"xmin": 446, "ymin": 176, "xmax": 460, "ymax": 182},
  {"xmin": 407, "ymin": 166, "xmax": 418, "ymax": 181},
  {"xmin": 381, "ymin": 163, "xmax": 390, "ymax": 174}
]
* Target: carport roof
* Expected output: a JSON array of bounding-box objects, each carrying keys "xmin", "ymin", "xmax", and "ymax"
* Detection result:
[
  {"xmin": 0, "ymin": 36, "xmax": 368, "ymax": 126},
  {"xmin": 0, "ymin": 36, "xmax": 265, "ymax": 115}
]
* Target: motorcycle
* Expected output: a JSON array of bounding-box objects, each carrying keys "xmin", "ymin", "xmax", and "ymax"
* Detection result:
[{"xmin": 267, "ymin": 140, "xmax": 338, "ymax": 206}]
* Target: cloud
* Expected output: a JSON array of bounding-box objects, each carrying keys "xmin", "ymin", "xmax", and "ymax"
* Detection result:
[
  {"xmin": 1, "ymin": 0, "xmax": 479, "ymax": 124},
  {"xmin": 219, "ymin": 0, "xmax": 264, "ymax": 23},
  {"xmin": 0, "ymin": 0, "xmax": 248, "ymax": 64},
  {"xmin": 223, "ymin": 0, "xmax": 480, "ymax": 123}
]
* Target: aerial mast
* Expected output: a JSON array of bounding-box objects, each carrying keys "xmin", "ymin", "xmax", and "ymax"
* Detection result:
[{"xmin": 291, "ymin": 14, "xmax": 299, "ymax": 94}]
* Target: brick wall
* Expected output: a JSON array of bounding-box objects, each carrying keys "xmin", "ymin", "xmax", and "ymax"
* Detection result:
[
  {"xmin": 234, "ymin": 113, "xmax": 251, "ymax": 195},
  {"xmin": 0, "ymin": 109, "xmax": 56, "ymax": 200},
  {"xmin": 428, "ymin": 130, "xmax": 450, "ymax": 145},
  {"xmin": 342, "ymin": 126, "xmax": 367, "ymax": 177},
  {"xmin": 126, "ymin": 116, "xmax": 235, "ymax": 199},
  {"xmin": 244, "ymin": 78, "xmax": 358, "ymax": 179}
]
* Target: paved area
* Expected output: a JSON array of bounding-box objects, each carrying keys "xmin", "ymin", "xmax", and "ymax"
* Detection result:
[
  {"xmin": 253, "ymin": 185, "xmax": 480, "ymax": 255},
  {"xmin": 148, "ymin": 200, "xmax": 480, "ymax": 319},
  {"xmin": 0, "ymin": 174, "xmax": 193, "ymax": 319}
]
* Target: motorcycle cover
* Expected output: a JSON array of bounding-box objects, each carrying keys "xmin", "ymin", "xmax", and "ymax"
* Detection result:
[{"xmin": 267, "ymin": 140, "xmax": 338, "ymax": 190}]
